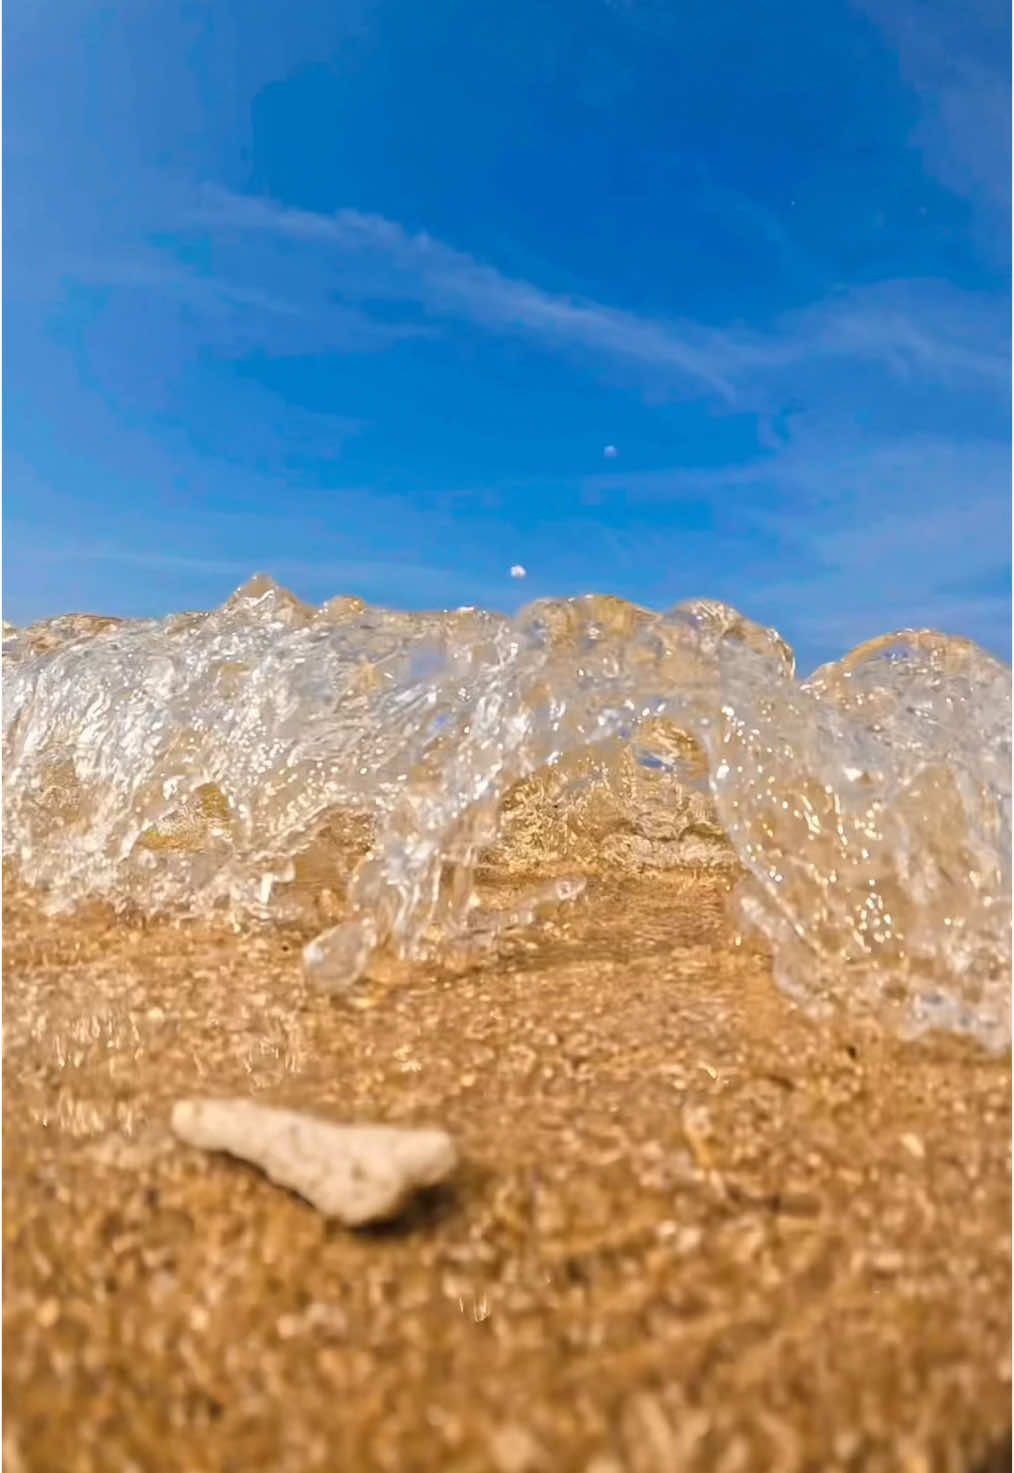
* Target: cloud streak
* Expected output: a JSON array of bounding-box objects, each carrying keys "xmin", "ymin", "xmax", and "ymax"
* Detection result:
[
  {"xmin": 64, "ymin": 253, "xmax": 435, "ymax": 356},
  {"xmin": 189, "ymin": 188, "xmax": 1008, "ymax": 399},
  {"xmin": 852, "ymin": 0, "xmax": 1010, "ymax": 225}
]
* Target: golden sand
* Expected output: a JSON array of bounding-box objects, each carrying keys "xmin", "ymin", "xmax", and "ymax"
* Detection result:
[{"xmin": 3, "ymin": 870, "xmax": 1010, "ymax": 1472}]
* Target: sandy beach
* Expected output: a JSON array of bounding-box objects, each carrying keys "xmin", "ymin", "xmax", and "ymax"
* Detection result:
[{"xmin": 3, "ymin": 868, "xmax": 1010, "ymax": 1472}]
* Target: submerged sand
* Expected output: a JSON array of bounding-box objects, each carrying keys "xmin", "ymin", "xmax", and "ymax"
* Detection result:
[{"xmin": 3, "ymin": 870, "xmax": 1010, "ymax": 1472}]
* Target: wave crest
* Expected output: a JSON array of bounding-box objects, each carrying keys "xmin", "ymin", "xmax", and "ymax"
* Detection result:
[{"xmin": 4, "ymin": 576, "xmax": 1009, "ymax": 1049}]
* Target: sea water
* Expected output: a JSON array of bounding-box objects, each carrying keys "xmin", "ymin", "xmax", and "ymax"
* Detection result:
[{"xmin": 4, "ymin": 574, "xmax": 1010, "ymax": 1050}]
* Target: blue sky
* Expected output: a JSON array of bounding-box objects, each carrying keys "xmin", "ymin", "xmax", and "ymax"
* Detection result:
[{"xmin": 5, "ymin": 0, "xmax": 1010, "ymax": 670}]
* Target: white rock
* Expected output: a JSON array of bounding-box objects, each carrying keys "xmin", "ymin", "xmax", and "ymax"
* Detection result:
[{"xmin": 170, "ymin": 1098, "xmax": 457, "ymax": 1226}]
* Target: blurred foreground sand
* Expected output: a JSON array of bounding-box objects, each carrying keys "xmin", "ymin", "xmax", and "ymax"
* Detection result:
[{"xmin": 3, "ymin": 870, "xmax": 1010, "ymax": 1473}]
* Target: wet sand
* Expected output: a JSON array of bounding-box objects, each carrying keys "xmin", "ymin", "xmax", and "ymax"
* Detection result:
[{"xmin": 3, "ymin": 870, "xmax": 1011, "ymax": 1472}]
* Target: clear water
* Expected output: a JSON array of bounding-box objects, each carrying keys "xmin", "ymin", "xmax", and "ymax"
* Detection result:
[{"xmin": 4, "ymin": 574, "xmax": 1010, "ymax": 1050}]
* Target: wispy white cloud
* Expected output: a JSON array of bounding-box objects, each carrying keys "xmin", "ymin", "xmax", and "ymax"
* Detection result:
[
  {"xmin": 852, "ymin": 0, "xmax": 1010, "ymax": 231},
  {"xmin": 574, "ymin": 429, "xmax": 1011, "ymax": 514},
  {"xmin": 63, "ymin": 253, "xmax": 436, "ymax": 356},
  {"xmin": 189, "ymin": 188, "xmax": 1007, "ymax": 399},
  {"xmin": 695, "ymin": 430, "xmax": 1011, "ymax": 663},
  {"xmin": 192, "ymin": 190, "xmax": 738, "ymax": 395},
  {"xmin": 751, "ymin": 280, "xmax": 1007, "ymax": 385},
  {"xmin": 441, "ymin": 419, "xmax": 1009, "ymax": 664}
]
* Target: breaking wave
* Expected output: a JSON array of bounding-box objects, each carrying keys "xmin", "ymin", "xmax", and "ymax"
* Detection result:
[{"xmin": 3, "ymin": 574, "xmax": 1010, "ymax": 1050}]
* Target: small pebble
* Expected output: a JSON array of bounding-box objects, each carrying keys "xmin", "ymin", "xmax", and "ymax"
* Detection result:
[{"xmin": 170, "ymin": 1098, "xmax": 457, "ymax": 1226}]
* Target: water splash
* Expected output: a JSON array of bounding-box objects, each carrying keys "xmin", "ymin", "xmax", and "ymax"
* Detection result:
[{"xmin": 4, "ymin": 575, "xmax": 1010, "ymax": 1049}]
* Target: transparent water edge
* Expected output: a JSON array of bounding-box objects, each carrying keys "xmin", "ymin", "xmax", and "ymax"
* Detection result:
[{"xmin": 4, "ymin": 575, "xmax": 1010, "ymax": 1050}]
